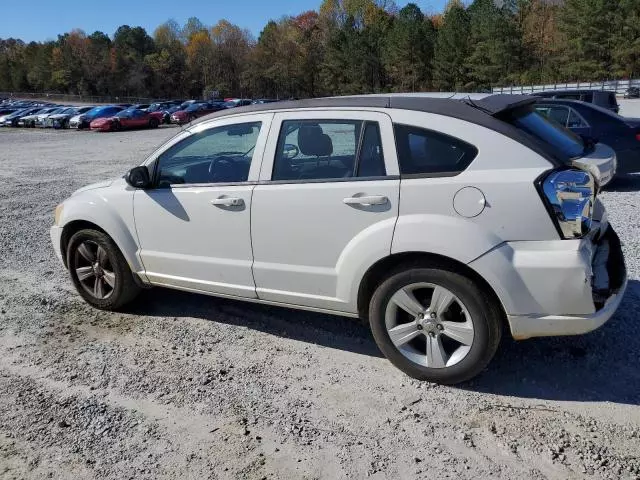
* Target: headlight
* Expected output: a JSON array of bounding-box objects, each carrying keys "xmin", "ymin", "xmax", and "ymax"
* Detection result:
[
  {"xmin": 541, "ymin": 169, "xmax": 594, "ymax": 238},
  {"xmin": 54, "ymin": 204, "xmax": 64, "ymax": 226}
]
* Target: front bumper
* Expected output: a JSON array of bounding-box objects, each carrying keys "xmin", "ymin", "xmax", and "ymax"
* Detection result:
[
  {"xmin": 470, "ymin": 225, "xmax": 627, "ymax": 340},
  {"xmin": 50, "ymin": 225, "xmax": 64, "ymax": 265}
]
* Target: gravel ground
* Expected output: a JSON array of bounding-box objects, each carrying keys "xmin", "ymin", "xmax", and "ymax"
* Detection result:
[{"xmin": 0, "ymin": 126, "xmax": 639, "ymax": 480}]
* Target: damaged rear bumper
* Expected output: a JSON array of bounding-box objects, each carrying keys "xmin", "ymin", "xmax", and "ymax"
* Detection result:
[{"xmin": 470, "ymin": 225, "xmax": 627, "ymax": 340}]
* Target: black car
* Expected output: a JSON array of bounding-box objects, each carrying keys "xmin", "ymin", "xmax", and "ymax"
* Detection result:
[
  {"xmin": 534, "ymin": 98, "xmax": 640, "ymax": 175},
  {"xmin": 624, "ymin": 87, "xmax": 640, "ymax": 99},
  {"xmin": 535, "ymin": 89, "xmax": 619, "ymax": 114}
]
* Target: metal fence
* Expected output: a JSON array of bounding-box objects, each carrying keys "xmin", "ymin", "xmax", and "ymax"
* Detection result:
[
  {"xmin": 492, "ymin": 79, "xmax": 640, "ymax": 95},
  {"xmin": 0, "ymin": 92, "xmax": 167, "ymax": 105}
]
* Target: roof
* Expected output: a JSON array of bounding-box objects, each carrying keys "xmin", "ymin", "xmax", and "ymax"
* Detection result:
[
  {"xmin": 193, "ymin": 93, "xmax": 536, "ymax": 126},
  {"xmin": 190, "ymin": 93, "xmax": 561, "ymax": 167}
]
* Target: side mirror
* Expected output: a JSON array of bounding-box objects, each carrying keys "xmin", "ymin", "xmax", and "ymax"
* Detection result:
[{"xmin": 125, "ymin": 166, "xmax": 151, "ymax": 189}]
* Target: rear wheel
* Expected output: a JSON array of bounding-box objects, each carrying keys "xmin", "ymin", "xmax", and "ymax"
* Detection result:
[
  {"xmin": 369, "ymin": 267, "xmax": 502, "ymax": 384},
  {"xmin": 66, "ymin": 229, "xmax": 141, "ymax": 310}
]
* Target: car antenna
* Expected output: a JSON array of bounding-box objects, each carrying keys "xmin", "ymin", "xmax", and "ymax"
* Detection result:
[{"xmin": 463, "ymin": 95, "xmax": 492, "ymax": 114}]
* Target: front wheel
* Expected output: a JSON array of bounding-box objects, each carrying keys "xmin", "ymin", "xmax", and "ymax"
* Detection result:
[
  {"xmin": 66, "ymin": 229, "xmax": 141, "ymax": 310},
  {"xmin": 149, "ymin": 118, "xmax": 159, "ymax": 128},
  {"xmin": 369, "ymin": 267, "xmax": 502, "ymax": 384}
]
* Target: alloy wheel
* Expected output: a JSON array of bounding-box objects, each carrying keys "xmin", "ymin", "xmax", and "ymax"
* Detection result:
[
  {"xmin": 74, "ymin": 240, "xmax": 115, "ymax": 299},
  {"xmin": 384, "ymin": 282, "xmax": 474, "ymax": 368}
]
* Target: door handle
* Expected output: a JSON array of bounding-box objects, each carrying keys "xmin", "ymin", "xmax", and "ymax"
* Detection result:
[
  {"xmin": 343, "ymin": 195, "xmax": 389, "ymax": 206},
  {"xmin": 210, "ymin": 197, "xmax": 244, "ymax": 207}
]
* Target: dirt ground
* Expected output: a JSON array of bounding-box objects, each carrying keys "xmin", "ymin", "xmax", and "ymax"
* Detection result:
[{"xmin": 0, "ymin": 126, "xmax": 639, "ymax": 480}]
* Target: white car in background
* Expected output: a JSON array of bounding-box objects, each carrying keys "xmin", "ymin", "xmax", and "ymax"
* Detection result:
[{"xmin": 50, "ymin": 94, "xmax": 627, "ymax": 384}]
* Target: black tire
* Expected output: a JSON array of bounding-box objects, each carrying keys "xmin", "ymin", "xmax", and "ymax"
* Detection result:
[
  {"xmin": 149, "ymin": 118, "xmax": 159, "ymax": 128},
  {"xmin": 66, "ymin": 229, "xmax": 141, "ymax": 310},
  {"xmin": 111, "ymin": 121, "xmax": 121, "ymax": 132},
  {"xmin": 369, "ymin": 267, "xmax": 502, "ymax": 384}
]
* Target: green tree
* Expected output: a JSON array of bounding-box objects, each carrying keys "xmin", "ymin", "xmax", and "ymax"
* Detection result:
[
  {"xmin": 466, "ymin": 0, "xmax": 522, "ymax": 90},
  {"xmin": 559, "ymin": 0, "xmax": 614, "ymax": 80},
  {"xmin": 112, "ymin": 25, "xmax": 156, "ymax": 96},
  {"xmin": 384, "ymin": 3, "xmax": 435, "ymax": 91},
  {"xmin": 610, "ymin": 0, "xmax": 640, "ymax": 78},
  {"xmin": 432, "ymin": 1, "xmax": 470, "ymax": 90}
]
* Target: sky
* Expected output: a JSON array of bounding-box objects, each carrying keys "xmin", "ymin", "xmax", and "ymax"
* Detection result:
[{"xmin": 0, "ymin": 0, "xmax": 448, "ymax": 42}]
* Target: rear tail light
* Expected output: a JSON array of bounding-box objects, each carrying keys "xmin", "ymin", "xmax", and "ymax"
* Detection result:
[
  {"xmin": 635, "ymin": 133, "xmax": 640, "ymax": 141},
  {"xmin": 540, "ymin": 169, "xmax": 595, "ymax": 239}
]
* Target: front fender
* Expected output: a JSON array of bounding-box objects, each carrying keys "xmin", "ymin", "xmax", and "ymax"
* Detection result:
[{"xmin": 57, "ymin": 186, "xmax": 143, "ymax": 273}]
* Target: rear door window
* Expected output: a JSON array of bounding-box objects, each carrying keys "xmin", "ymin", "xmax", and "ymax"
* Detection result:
[
  {"xmin": 272, "ymin": 120, "xmax": 386, "ymax": 181},
  {"xmin": 393, "ymin": 125, "xmax": 478, "ymax": 176}
]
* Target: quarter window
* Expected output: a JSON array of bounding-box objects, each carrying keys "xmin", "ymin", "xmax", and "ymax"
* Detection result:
[
  {"xmin": 272, "ymin": 120, "xmax": 385, "ymax": 181},
  {"xmin": 155, "ymin": 122, "xmax": 261, "ymax": 187},
  {"xmin": 393, "ymin": 124, "xmax": 478, "ymax": 175}
]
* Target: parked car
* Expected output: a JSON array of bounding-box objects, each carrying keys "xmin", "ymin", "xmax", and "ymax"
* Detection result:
[
  {"xmin": 534, "ymin": 98, "xmax": 640, "ymax": 177},
  {"xmin": 0, "ymin": 107, "xmax": 43, "ymax": 127},
  {"xmin": 223, "ymin": 98, "xmax": 253, "ymax": 108},
  {"xmin": 90, "ymin": 108, "xmax": 163, "ymax": 132},
  {"xmin": 34, "ymin": 106, "xmax": 70, "ymax": 127},
  {"xmin": 624, "ymin": 87, "xmax": 640, "ymax": 99},
  {"xmin": 147, "ymin": 100, "xmax": 182, "ymax": 114},
  {"xmin": 46, "ymin": 106, "xmax": 95, "ymax": 129},
  {"xmin": 69, "ymin": 105, "xmax": 125, "ymax": 129},
  {"xmin": 251, "ymin": 99, "xmax": 279, "ymax": 105},
  {"xmin": 17, "ymin": 106, "xmax": 61, "ymax": 127},
  {"xmin": 163, "ymin": 100, "xmax": 198, "ymax": 124},
  {"xmin": 534, "ymin": 89, "xmax": 619, "ymax": 114},
  {"xmin": 50, "ymin": 93, "xmax": 627, "ymax": 384},
  {"xmin": 170, "ymin": 102, "xmax": 227, "ymax": 125}
]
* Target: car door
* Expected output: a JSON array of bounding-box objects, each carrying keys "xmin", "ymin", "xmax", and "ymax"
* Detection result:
[
  {"xmin": 251, "ymin": 110, "xmax": 400, "ymax": 313},
  {"xmin": 133, "ymin": 113, "xmax": 273, "ymax": 297}
]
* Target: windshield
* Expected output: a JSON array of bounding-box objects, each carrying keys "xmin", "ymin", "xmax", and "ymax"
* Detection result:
[{"xmin": 508, "ymin": 107, "xmax": 585, "ymax": 160}]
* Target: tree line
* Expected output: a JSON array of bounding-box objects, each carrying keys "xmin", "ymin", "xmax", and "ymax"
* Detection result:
[{"xmin": 1, "ymin": 0, "xmax": 639, "ymax": 100}]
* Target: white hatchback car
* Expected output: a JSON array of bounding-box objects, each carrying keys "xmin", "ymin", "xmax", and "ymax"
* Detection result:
[{"xmin": 51, "ymin": 94, "xmax": 627, "ymax": 384}]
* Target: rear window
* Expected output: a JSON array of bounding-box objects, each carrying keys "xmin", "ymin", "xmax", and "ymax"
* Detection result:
[{"xmin": 505, "ymin": 107, "xmax": 585, "ymax": 160}]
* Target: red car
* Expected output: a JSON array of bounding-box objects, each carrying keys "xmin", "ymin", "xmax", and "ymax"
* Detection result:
[
  {"xmin": 170, "ymin": 102, "xmax": 227, "ymax": 125},
  {"xmin": 90, "ymin": 109, "xmax": 163, "ymax": 132}
]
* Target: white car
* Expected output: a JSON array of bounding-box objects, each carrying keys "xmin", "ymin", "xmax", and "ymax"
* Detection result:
[{"xmin": 50, "ymin": 94, "xmax": 627, "ymax": 384}]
